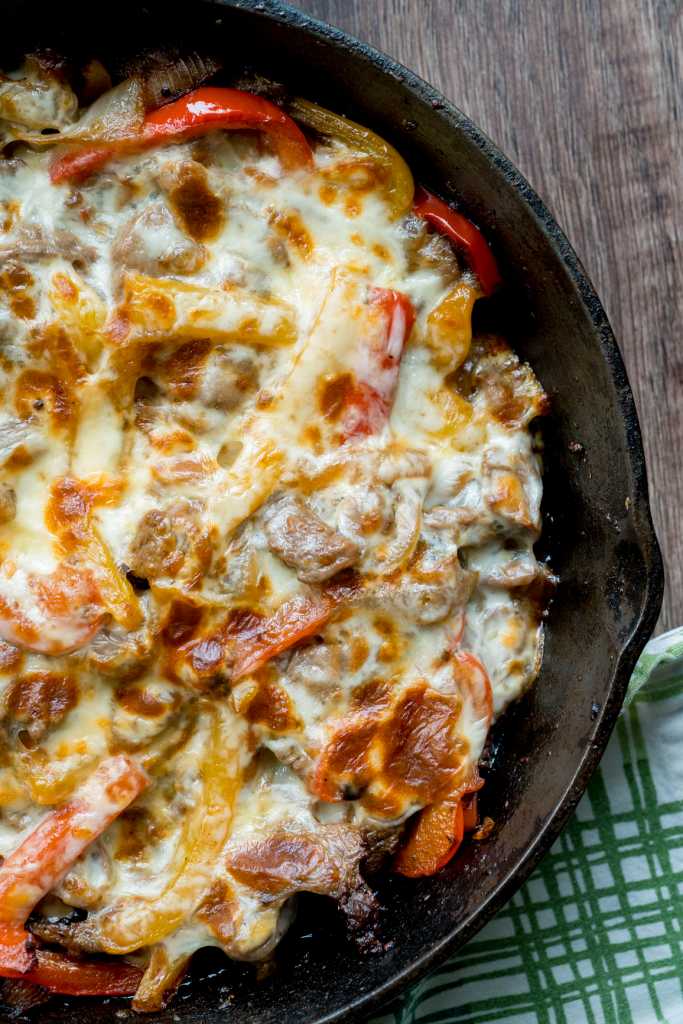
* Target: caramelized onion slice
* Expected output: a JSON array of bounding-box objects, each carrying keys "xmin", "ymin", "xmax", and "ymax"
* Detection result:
[{"xmin": 12, "ymin": 78, "xmax": 144, "ymax": 148}]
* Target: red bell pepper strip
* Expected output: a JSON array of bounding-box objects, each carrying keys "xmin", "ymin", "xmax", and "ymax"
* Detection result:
[
  {"xmin": 231, "ymin": 594, "xmax": 334, "ymax": 680},
  {"xmin": 413, "ymin": 186, "xmax": 501, "ymax": 296},
  {"xmin": 341, "ymin": 287, "xmax": 415, "ymax": 440},
  {"xmin": 0, "ymin": 949, "xmax": 143, "ymax": 996},
  {"xmin": 0, "ymin": 755, "xmax": 149, "ymax": 993},
  {"xmin": 50, "ymin": 87, "xmax": 313, "ymax": 183},
  {"xmin": 452, "ymin": 649, "xmax": 493, "ymax": 728},
  {"xmin": 0, "ymin": 754, "xmax": 149, "ymax": 927}
]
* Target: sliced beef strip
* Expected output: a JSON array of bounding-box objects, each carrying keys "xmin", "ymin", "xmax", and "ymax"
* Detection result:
[
  {"xmin": 263, "ymin": 493, "xmax": 360, "ymax": 583},
  {"xmin": 0, "ymin": 223, "xmax": 97, "ymax": 269},
  {"xmin": 200, "ymin": 347, "xmax": 260, "ymax": 412}
]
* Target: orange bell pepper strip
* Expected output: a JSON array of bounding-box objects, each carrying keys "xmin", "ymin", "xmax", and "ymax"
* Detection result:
[
  {"xmin": 231, "ymin": 594, "xmax": 333, "ymax": 680},
  {"xmin": 394, "ymin": 774, "xmax": 484, "ymax": 878},
  {"xmin": 341, "ymin": 286, "xmax": 415, "ymax": 440},
  {"xmin": 0, "ymin": 755, "xmax": 149, "ymax": 987},
  {"xmin": 50, "ymin": 87, "xmax": 313, "ymax": 183},
  {"xmin": 394, "ymin": 796, "xmax": 465, "ymax": 877},
  {"xmin": 413, "ymin": 186, "xmax": 501, "ymax": 296}
]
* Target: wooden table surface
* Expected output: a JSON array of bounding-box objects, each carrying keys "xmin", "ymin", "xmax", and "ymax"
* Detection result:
[{"xmin": 296, "ymin": 0, "xmax": 682, "ymax": 633}]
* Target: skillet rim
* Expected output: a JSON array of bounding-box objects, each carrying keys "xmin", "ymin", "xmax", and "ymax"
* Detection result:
[{"xmin": 211, "ymin": 2, "xmax": 664, "ymax": 1020}]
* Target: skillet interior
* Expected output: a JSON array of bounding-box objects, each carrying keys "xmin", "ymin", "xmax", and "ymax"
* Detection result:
[{"xmin": 0, "ymin": 1, "xmax": 663, "ymax": 1021}]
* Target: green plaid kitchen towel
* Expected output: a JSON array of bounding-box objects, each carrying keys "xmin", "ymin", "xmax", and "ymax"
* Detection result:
[{"xmin": 372, "ymin": 628, "xmax": 683, "ymax": 1024}]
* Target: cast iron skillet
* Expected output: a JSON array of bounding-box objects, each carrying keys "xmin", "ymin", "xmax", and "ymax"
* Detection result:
[{"xmin": 1, "ymin": 1, "xmax": 664, "ymax": 1022}]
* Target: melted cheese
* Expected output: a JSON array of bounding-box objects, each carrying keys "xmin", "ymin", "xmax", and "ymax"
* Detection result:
[{"xmin": 0, "ymin": 85, "xmax": 549, "ymax": 996}]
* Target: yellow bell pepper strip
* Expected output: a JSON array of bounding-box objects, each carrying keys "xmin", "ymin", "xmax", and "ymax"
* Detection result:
[
  {"xmin": 47, "ymin": 476, "xmax": 142, "ymax": 631},
  {"xmin": 97, "ymin": 704, "xmax": 246, "ymax": 953},
  {"xmin": 413, "ymin": 186, "xmax": 501, "ymax": 295},
  {"xmin": 425, "ymin": 280, "xmax": 479, "ymax": 371},
  {"xmin": 0, "ymin": 755, "xmax": 148, "ymax": 984},
  {"xmin": 50, "ymin": 87, "xmax": 314, "ymax": 183},
  {"xmin": 288, "ymin": 97, "xmax": 414, "ymax": 218},
  {"xmin": 131, "ymin": 944, "xmax": 190, "ymax": 1013}
]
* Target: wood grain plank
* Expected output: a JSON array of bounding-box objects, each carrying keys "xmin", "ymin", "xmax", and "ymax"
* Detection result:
[{"xmin": 296, "ymin": 0, "xmax": 682, "ymax": 632}]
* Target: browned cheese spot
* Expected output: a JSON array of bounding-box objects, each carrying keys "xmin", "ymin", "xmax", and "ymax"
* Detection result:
[
  {"xmin": 0, "ymin": 261, "xmax": 35, "ymax": 319},
  {"xmin": 168, "ymin": 162, "xmax": 224, "ymax": 242},
  {"xmin": 319, "ymin": 372, "xmax": 355, "ymax": 421},
  {"xmin": 269, "ymin": 209, "xmax": 313, "ymax": 260}
]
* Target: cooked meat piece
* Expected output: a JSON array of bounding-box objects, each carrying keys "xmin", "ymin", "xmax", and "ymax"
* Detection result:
[
  {"xmin": 28, "ymin": 912, "xmax": 93, "ymax": 954},
  {"xmin": 0, "ymin": 482, "xmax": 16, "ymax": 524},
  {"xmin": 400, "ymin": 212, "xmax": 460, "ymax": 282},
  {"xmin": 0, "ymin": 223, "xmax": 96, "ymax": 269},
  {"xmin": 111, "ymin": 679, "xmax": 185, "ymax": 750},
  {"xmin": 361, "ymin": 824, "xmax": 403, "ymax": 873},
  {"xmin": 3, "ymin": 671, "xmax": 78, "ymax": 744},
  {"xmin": 286, "ymin": 639, "xmax": 341, "ymax": 696},
  {"xmin": 338, "ymin": 879, "xmax": 381, "ymax": 953},
  {"xmin": 263, "ymin": 493, "xmax": 360, "ymax": 583},
  {"xmin": 127, "ymin": 499, "xmax": 210, "ymax": 583},
  {"xmin": 371, "ymin": 553, "xmax": 476, "ymax": 626},
  {"xmin": 112, "ymin": 201, "xmax": 206, "ymax": 280},
  {"xmin": 30, "ymin": 907, "xmax": 110, "ymax": 953},
  {"xmin": 482, "ymin": 444, "xmax": 542, "ymax": 532},
  {"xmin": 128, "ymin": 509, "xmax": 180, "ymax": 580},
  {"xmin": 83, "ymin": 602, "xmax": 154, "ymax": 680},
  {"xmin": 453, "ymin": 334, "xmax": 549, "ymax": 428},
  {"xmin": 227, "ymin": 824, "xmax": 364, "ymax": 900},
  {"xmin": 0, "ymin": 417, "xmax": 42, "ymax": 466},
  {"xmin": 463, "ymin": 542, "xmax": 542, "ymax": 589},
  {"xmin": 156, "ymin": 160, "xmax": 224, "ymax": 242},
  {"xmin": 200, "ymin": 348, "xmax": 260, "ymax": 412}
]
